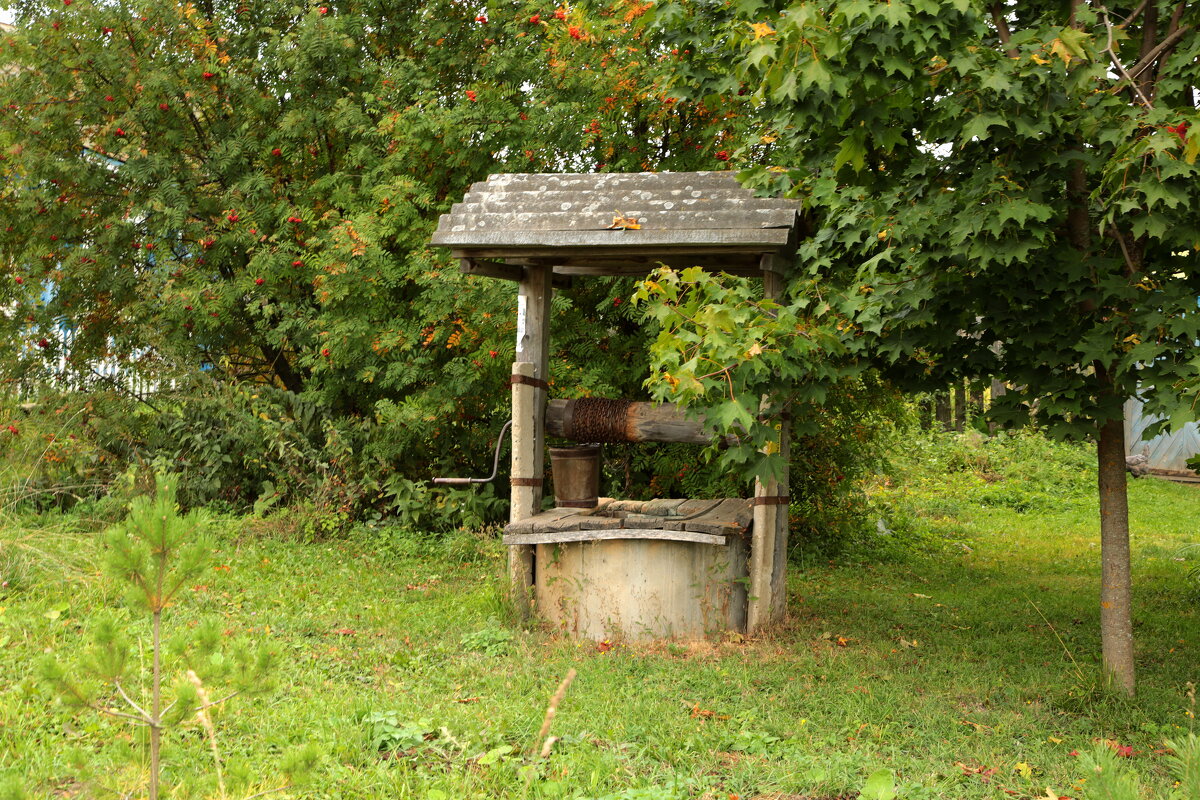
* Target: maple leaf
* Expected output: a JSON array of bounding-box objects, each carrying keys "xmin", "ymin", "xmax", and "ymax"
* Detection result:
[
  {"xmin": 1050, "ymin": 38, "xmax": 1074, "ymax": 64},
  {"xmin": 749, "ymin": 22, "xmax": 775, "ymax": 40}
]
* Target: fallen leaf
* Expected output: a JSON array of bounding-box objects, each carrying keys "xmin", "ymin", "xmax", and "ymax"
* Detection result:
[{"xmin": 607, "ymin": 214, "xmax": 641, "ymax": 230}]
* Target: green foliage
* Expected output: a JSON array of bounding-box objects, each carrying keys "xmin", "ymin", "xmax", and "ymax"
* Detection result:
[
  {"xmin": 37, "ymin": 475, "xmax": 285, "ymax": 798},
  {"xmin": 459, "ymin": 620, "xmax": 516, "ymax": 656},
  {"xmin": 363, "ymin": 712, "xmax": 439, "ymax": 753},
  {"xmin": 1078, "ymin": 745, "xmax": 1145, "ymax": 799},
  {"xmin": 1164, "ymin": 732, "xmax": 1200, "ymax": 799},
  {"xmin": 858, "ymin": 769, "xmax": 897, "ymax": 800},
  {"xmin": 6, "ymin": 464, "xmax": 1200, "ymax": 797},
  {"xmin": 0, "ymin": 0, "xmax": 760, "ymax": 532},
  {"xmin": 888, "ymin": 428, "xmax": 1097, "ymax": 513},
  {"xmin": 0, "ymin": 392, "xmax": 124, "ymax": 514},
  {"xmin": 649, "ymin": 0, "xmax": 1200, "ymax": 436},
  {"xmin": 635, "ymin": 267, "xmax": 856, "ymax": 482}
]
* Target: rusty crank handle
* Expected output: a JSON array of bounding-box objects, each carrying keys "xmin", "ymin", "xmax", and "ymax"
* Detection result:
[{"xmin": 430, "ymin": 419, "xmax": 512, "ymax": 487}]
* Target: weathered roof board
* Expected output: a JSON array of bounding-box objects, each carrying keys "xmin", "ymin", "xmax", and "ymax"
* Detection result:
[{"xmin": 431, "ymin": 172, "xmax": 803, "ymax": 277}]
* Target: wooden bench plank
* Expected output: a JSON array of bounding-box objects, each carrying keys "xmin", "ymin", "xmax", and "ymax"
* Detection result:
[
  {"xmin": 503, "ymin": 528, "xmax": 728, "ymax": 546},
  {"xmin": 684, "ymin": 498, "xmax": 754, "ymax": 535}
]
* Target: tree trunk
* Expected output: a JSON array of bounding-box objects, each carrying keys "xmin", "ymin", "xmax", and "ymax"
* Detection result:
[
  {"xmin": 260, "ymin": 341, "xmax": 306, "ymax": 395},
  {"xmin": 1098, "ymin": 411, "xmax": 1135, "ymax": 696},
  {"xmin": 935, "ymin": 393, "xmax": 951, "ymax": 431}
]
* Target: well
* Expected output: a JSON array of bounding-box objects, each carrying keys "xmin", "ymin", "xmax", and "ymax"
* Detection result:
[{"xmin": 431, "ymin": 172, "xmax": 802, "ymax": 640}]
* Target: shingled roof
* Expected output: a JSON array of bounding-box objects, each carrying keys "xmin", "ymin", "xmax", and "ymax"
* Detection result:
[{"xmin": 431, "ymin": 172, "xmax": 804, "ymax": 278}]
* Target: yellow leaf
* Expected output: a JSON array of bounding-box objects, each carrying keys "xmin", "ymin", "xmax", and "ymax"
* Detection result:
[
  {"xmin": 1048, "ymin": 736, "xmax": 1063, "ymax": 744},
  {"xmin": 749, "ymin": 22, "xmax": 775, "ymax": 40},
  {"xmin": 1050, "ymin": 38, "xmax": 1073, "ymax": 64},
  {"xmin": 1030, "ymin": 53, "xmax": 1051, "ymax": 66},
  {"xmin": 1015, "ymin": 762, "xmax": 1033, "ymax": 778},
  {"xmin": 760, "ymin": 134, "xmax": 778, "ymax": 144}
]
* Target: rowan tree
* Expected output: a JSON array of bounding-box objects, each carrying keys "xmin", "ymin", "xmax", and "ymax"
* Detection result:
[
  {"xmin": 0, "ymin": 0, "xmax": 744, "ymax": 509},
  {"xmin": 649, "ymin": 0, "xmax": 1200, "ymax": 694}
]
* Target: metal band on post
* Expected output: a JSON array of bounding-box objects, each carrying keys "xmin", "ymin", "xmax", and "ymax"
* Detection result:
[
  {"xmin": 509, "ymin": 374, "xmax": 550, "ymax": 391},
  {"xmin": 510, "ymin": 477, "xmax": 544, "ymax": 487}
]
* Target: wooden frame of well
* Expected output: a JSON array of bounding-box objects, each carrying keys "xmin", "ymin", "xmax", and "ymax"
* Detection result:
[{"xmin": 431, "ymin": 172, "xmax": 802, "ymax": 640}]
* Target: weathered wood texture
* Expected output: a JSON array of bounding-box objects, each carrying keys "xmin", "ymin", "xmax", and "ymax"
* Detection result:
[
  {"xmin": 546, "ymin": 398, "xmax": 738, "ymax": 445},
  {"xmin": 441, "ymin": 228, "xmax": 793, "ymax": 249},
  {"xmin": 504, "ymin": 497, "xmax": 752, "ymax": 541},
  {"xmin": 459, "ymin": 258, "xmax": 573, "ymax": 288},
  {"xmin": 506, "ymin": 529, "xmax": 727, "ymax": 546},
  {"xmin": 508, "ymin": 266, "xmax": 552, "ymax": 618},
  {"xmin": 748, "ymin": 267, "xmax": 790, "ymax": 631},
  {"xmin": 431, "ymin": 172, "xmax": 805, "ymax": 272}
]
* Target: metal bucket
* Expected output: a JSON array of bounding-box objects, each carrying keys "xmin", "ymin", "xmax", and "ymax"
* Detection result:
[{"xmin": 549, "ymin": 444, "xmax": 601, "ymax": 509}]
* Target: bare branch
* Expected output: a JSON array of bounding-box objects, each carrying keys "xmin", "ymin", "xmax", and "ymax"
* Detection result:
[
  {"xmin": 1101, "ymin": 9, "xmax": 1157, "ymax": 109},
  {"xmin": 90, "ymin": 701, "xmax": 151, "ymax": 725},
  {"xmin": 1117, "ymin": 0, "xmax": 1151, "ymax": 29},
  {"xmin": 1167, "ymin": 0, "xmax": 1188, "ymax": 35},
  {"xmin": 113, "ymin": 681, "xmax": 153, "ymax": 721},
  {"xmin": 194, "ymin": 690, "xmax": 240, "ymax": 712},
  {"xmin": 1108, "ymin": 226, "xmax": 1140, "ymax": 277},
  {"xmin": 990, "ymin": 3, "xmax": 1019, "ymax": 58},
  {"xmin": 1126, "ymin": 24, "xmax": 1194, "ymax": 81}
]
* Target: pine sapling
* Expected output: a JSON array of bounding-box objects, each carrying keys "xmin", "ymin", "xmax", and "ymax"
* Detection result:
[{"xmin": 38, "ymin": 474, "xmax": 304, "ymax": 799}]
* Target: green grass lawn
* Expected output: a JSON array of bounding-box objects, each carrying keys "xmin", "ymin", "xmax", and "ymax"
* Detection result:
[{"xmin": 1, "ymin": 441, "xmax": 1198, "ymax": 799}]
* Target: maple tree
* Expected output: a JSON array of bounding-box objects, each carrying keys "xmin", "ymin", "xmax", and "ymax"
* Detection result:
[{"xmin": 649, "ymin": 0, "xmax": 1200, "ymax": 694}]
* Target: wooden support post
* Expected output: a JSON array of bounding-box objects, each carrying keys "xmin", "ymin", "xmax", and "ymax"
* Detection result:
[
  {"xmin": 953, "ymin": 380, "xmax": 967, "ymax": 432},
  {"xmin": 508, "ymin": 266, "xmax": 552, "ymax": 619},
  {"xmin": 769, "ymin": 413, "xmax": 791, "ymax": 620},
  {"xmin": 749, "ymin": 268, "xmax": 790, "ymax": 632},
  {"xmin": 988, "ymin": 379, "xmax": 1006, "ymax": 434}
]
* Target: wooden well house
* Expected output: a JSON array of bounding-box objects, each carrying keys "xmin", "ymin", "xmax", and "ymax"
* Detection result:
[{"xmin": 431, "ymin": 172, "xmax": 802, "ymax": 640}]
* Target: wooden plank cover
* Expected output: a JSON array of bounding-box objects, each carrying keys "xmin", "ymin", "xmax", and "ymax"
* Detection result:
[
  {"xmin": 504, "ymin": 529, "xmax": 727, "ymax": 546},
  {"xmin": 503, "ymin": 498, "xmax": 752, "ymax": 545}
]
